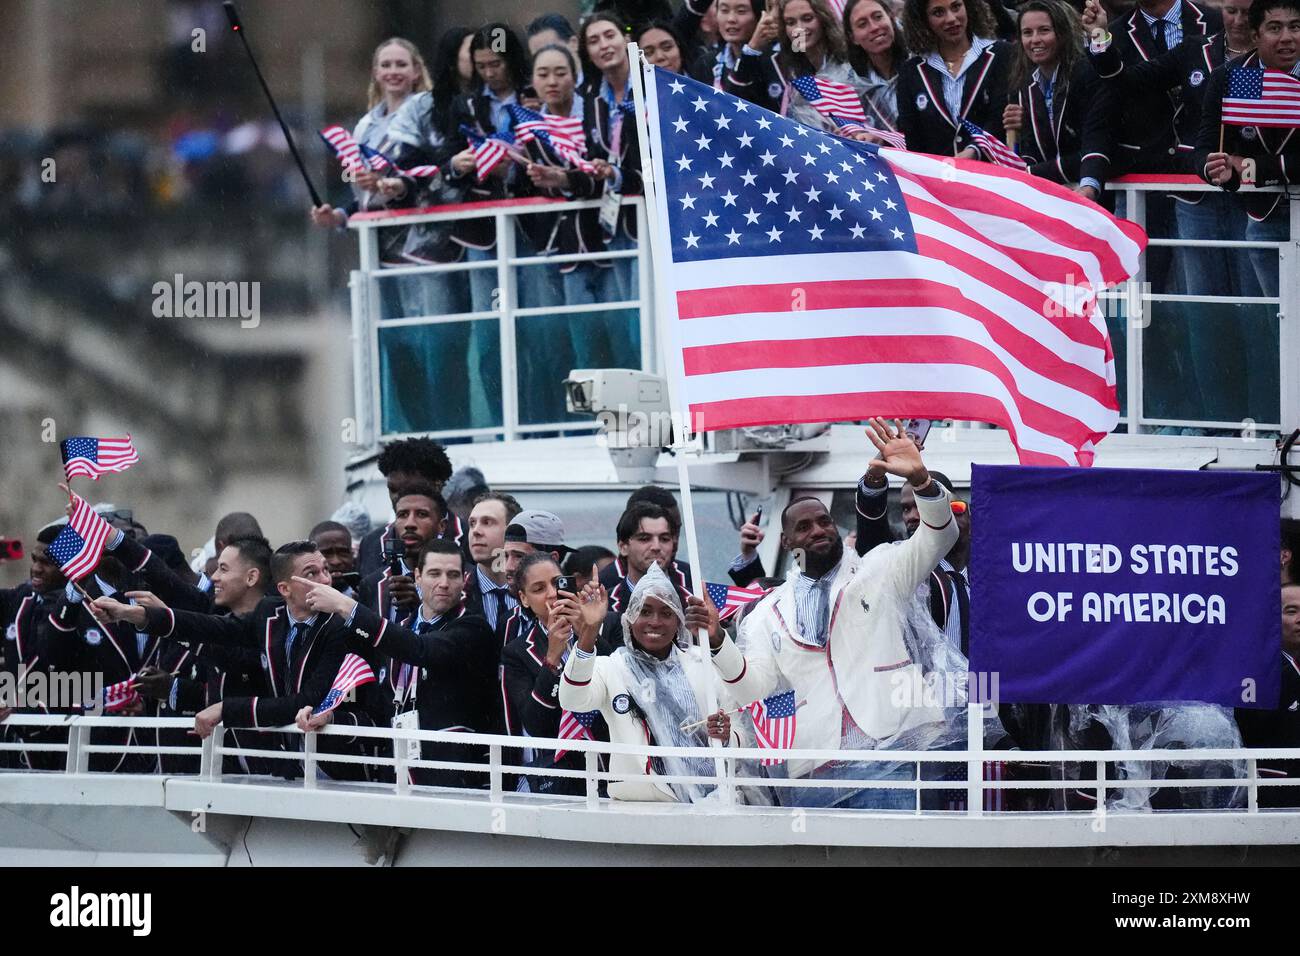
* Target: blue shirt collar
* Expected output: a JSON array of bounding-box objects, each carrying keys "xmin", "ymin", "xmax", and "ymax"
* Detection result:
[{"xmin": 1140, "ymin": 0, "xmax": 1182, "ymax": 26}]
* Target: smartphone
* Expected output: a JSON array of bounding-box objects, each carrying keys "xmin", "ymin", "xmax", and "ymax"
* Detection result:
[
  {"xmin": 333, "ymin": 571, "xmax": 361, "ymax": 589},
  {"xmin": 903, "ymin": 418, "xmax": 933, "ymax": 447},
  {"xmin": 0, "ymin": 538, "xmax": 23, "ymax": 561},
  {"xmin": 553, "ymin": 574, "xmax": 577, "ymax": 594},
  {"xmin": 383, "ymin": 538, "xmax": 406, "ymax": 577}
]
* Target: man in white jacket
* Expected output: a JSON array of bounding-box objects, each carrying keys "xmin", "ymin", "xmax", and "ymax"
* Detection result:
[{"xmin": 710, "ymin": 418, "xmax": 960, "ymax": 809}]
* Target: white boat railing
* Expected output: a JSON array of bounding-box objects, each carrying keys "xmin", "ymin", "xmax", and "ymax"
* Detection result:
[
  {"xmin": 4, "ymin": 712, "xmax": 1298, "ymax": 821},
  {"xmin": 347, "ymin": 196, "xmax": 654, "ymax": 447}
]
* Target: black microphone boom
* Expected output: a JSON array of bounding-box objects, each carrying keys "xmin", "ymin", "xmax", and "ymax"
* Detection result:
[{"xmin": 222, "ymin": 1, "xmax": 324, "ymax": 207}]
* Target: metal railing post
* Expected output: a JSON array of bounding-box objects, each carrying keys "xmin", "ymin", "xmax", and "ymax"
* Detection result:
[
  {"xmin": 489, "ymin": 743, "xmax": 503, "ymax": 803},
  {"xmin": 1124, "ymin": 186, "xmax": 1147, "ymax": 435},
  {"xmin": 303, "ymin": 732, "xmax": 317, "ymax": 790},
  {"xmin": 585, "ymin": 749, "xmax": 599, "ymax": 809},
  {"xmin": 199, "ymin": 727, "xmax": 214, "ymax": 781},
  {"xmin": 965, "ymin": 701, "xmax": 984, "ymax": 816},
  {"xmin": 65, "ymin": 720, "xmax": 84, "ymax": 774},
  {"xmin": 348, "ymin": 269, "xmax": 374, "ymax": 447},
  {"xmin": 497, "ymin": 211, "xmax": 519, "ymax": 440},
  {"xmin": 395, "ymin": 734, "xmax": 409, "ymax": 796},
  {"xmin": 1247, "ymin": 758, "xmax": 1259, "ymax": 813}
]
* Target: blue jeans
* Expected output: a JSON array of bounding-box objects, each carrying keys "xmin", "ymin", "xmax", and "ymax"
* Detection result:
[
  {"xmin": 604, "ymin": 231, "xmax": 642, "ymax": 368},
  {"xmin": 1173, "ymin": 195, "xmax": 1264, "ymax": 423},
  {"xmin": 514, "ymin": 227, "xmax": 564, "ymax": 312},
  {"xmin": 1246, "ymin": 206, "xmax": 1290, "ymax": 298},
  {"xmin": 775, "ymin": 760, "xmax": 917, "ymax": 811},
  {"xmin": 562, "ymin": 263, "xmax": 618, "ymax": 371}
]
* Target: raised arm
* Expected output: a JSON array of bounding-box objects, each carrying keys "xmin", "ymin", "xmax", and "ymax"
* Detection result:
[{"xmin": 850, "ymin": 418, "xmax": 957, "ymax": 599}]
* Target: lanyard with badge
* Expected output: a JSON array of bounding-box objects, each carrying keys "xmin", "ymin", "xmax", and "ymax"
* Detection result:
[{"xmin": 599, "ymin": 81, "xmax": 632, "ymax": 238}]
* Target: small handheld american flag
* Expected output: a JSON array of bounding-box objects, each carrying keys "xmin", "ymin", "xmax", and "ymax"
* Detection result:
[
  {"xmin": 312, "ymin": 653, "xmax": 377, "ymax": 717},
  {"xmin": 461, "ymin": 125, "xmax": 520, "ymax": 180},
  {"xmin": 790, "ymin": 74, "xmax": 867, "ymax": 122},
  {"xmin": 705, "ymin": 581, "xmax": 769, "ymax": 622},
  {"xmin": 554, "ymin": 709, "xmax": 599, "ymax": 760},
  {"xmin": 1221, "ymin": 66, "xmax": 1300, "ymax": 128},
  {"xmin": 506, "ymin": 103, "xmax": 595, "ymax": 172},
  {"xmin": 48, "ymin": 493, "xmax": 115, "ymax": 582},
  {"xmin": 359, "ymin": 143, "xmax": 440, "ymax": 179},
  {"xmin": 319, "ymin": 126, "xmax": 440, "ymax": 179},
  {"xmin": 748, "ymin": 690, "xmax": 799, "ymax": 765},
  {"xmin": 60, "ymin": 435, "xmax": 139, "ymax": 481},
  {"xmin": 961, "ymin": 120, "xmax": 1027, "ymax": 170},
  {"xmin": 103, "ymin": 678, "xmax": 141, "ymax": 713}
]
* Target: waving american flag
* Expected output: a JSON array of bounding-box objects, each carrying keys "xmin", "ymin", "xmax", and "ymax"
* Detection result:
[
  {"xmin": 47, "ymin": 493, "xmax": 115, "ymax": 582},
  {"xmin": 505, "ymin": 103, "xmax": 595, "ymax": 172},
  {"xmin": 1222, "ymin": 67, "xmax": 1300, "ymax": 128},
  {"xmin": 705, "ymin": 581, "xmax": 768, "ymax": 621},
  {"xmin": 312, "ymin": 653, "xmax": 376, "ymax": 717},
  {"xmin": 748, "ymin": 690, "xmax": 799, "ymax": 765},
  {"xmin": 790, "ymin": 74, "xmax": 907, "ymax": 149},
  {"xmin": 60, "ymin": 435, "xmax": 139, "ymax": 480},
  {"xmin": 642, "ymin": 67, "xmax": 1144, "ymax": 466},
  {"xmin": 554, "ymin": 709, "xmax": 599, "ymax": 761},
  {"xmin": 961, "ymin": 120, "xmax": 1028, "ymax": 171}
]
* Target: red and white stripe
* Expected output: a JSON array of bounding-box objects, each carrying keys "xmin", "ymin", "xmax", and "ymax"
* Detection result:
[
  {"xmin": 63, "ymin": 435, "xmax": 138, "ymax": 479},
  {"xmin": 968, "ymin": 127, "xmax": 1028, "ymax": 170},
  {"xmin": 835, "ymin": 118, "xmax": 908, "ymax": 150},
  {"xmin": 472, "ymin": 138, "xmax": 510, "ymax": 180},
  {"xmin": 60, "ymin": 494, "xmax": 115, "ymax": 581},
  {"xmin": 747, "ymin": 698, "xmax": 797, "ymax": 766},
  {"xmin": 320, "ymin": 124, "xmax": 370, "ymax": 174},
  {"xmin": 1222, "ymin": 70, "xmax": 1300, "ymax": 127},
  {"xmin": 803, "ymin": 77, "xmax": 868, "ymax": 122},
  {"xmin": 663, "ymin": 150, "xmax": 1144, "ymax": 466}
]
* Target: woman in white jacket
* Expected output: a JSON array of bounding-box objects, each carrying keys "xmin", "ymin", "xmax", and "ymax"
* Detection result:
[{"xmin": 559, "ymin": 562, "xmax": 740, "ymax": 802}]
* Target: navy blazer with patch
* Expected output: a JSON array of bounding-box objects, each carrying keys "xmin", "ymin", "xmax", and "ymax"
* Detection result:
[
  {"xmin": 1092, "ymin": 0, "xmax": 1223, "ymax": 176},
  {"xmin": 1012, "ymin": 57, "xmax": 1111, "ymax": 185},
  {"xmin": 896, "ymin": 41, "xmax": 1015, "ymax": 157}
]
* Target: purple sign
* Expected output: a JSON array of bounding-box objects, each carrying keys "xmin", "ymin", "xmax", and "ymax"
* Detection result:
[{"xmin": 969, "ymin": 465, "xmax": 1280, "ymax": 708}]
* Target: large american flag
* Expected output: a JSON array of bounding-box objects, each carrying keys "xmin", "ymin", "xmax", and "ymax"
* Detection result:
[
  {"xmin": 1222, "ymin": 67, "xmax": 1300, "ymax": 128},
  {"xmin": 748, "ymin": 689, "xmax": 799, "ymax": 765},
  {"xmin": 60, "ymin": 435, "xmax": 139, "ymax": 480},
  {"xmin": 554, "ymin": 708, "xmax": 598, "ymax": 760},
  {"xmin": 642, "ymin": 67, "xmax": 1144, "ymax": 466},
  {"xmin": 705, "ymin": 581, "xmax": 768, "ymax": 621},
  {"xmin": 312, "ymin": 653, "xmax": 377, "ymax": 717},
  {"xmin": 47, "ymin": 493, "xmax": 115, "ymax": 582}
]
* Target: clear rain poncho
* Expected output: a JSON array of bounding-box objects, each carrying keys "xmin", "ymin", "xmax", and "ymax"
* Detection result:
[
  {"xmin": 615, "ymin": 562, "xmax": 722, "ymax": 803},
  {"xmin": 1052, "ymin": 702, "xmax": 1246, "ymax": 811}
]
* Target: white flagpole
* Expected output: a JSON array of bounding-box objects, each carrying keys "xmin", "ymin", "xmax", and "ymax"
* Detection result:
[{"xmin": 629, "ymin": 49, "xmax": 729, "ymax": 789}]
